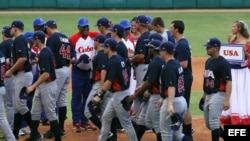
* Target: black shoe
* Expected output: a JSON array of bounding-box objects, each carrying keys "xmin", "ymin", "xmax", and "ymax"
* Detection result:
[
  {"xmin": 43, "ymin": 130, "xmax": 54, "ymax": 139},
  {"xmin": 60, "ymin": 130, "xmax": 67, "ymax": 138},
  {"xmin": 25, "ymin": 134, "xmax": 43, "ymax": 141}
]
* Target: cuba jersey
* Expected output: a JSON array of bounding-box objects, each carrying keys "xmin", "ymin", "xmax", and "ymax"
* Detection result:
[
  {"xmin": 160, "ymin": 59, "xmax": 185, "ymax": 98},
  {"xmin": 46, "ymin": 32, "xmax": 72, "ymax": 68},
  {"xmin": 106, "ymin": 54, "xmax": 129, "ymax": 92},
  {"xmin": 203, "ymin": 56, "xmax": 232, "ymax": 94},
  {"xmin": 11, "ymin": 35, "xmax": 32, "ymax": 74},
  {"xmin": 0, "ymin": 52, "xmax": 5, "ymax": 86},
  {"xmin": 38, "ymin": 47, "xmax": 56, "ymax": 82},
  {"xmin": 143, "ymin": 56, "xmax": 164, "ymax": 94},
  {"xmin": 122, "ymin": 35, "xmax": 135, "ymax": 55},
  {"xmin": 69, "ymin": 32, "xmax": 99, "ymax": 60}
]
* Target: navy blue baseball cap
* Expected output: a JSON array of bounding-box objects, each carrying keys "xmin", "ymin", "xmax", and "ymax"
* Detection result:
[
  {"xmin": 1, "ymin": 26, "xmax": 11, "ymax": 37},
  {"xmin": 146, "ymin": 15, "xmax": 153, "ymax": 23},
  {"xmin": 32, "ymin": 31, "xmax": 45, "ymax": 41},
  {"xmin": 156, "ymin": 41, "xmax": 175, "ymax": 52},
  {"xmin": 136, "ymin": 15, "xmax": 149, "ymax": 25},
  {"xmin": 102, "ymin": 38, "xmax": 118, "ymax": 50},
  {"xmin": 120, "ymin": 19, "xmax": 131, "ymax": 29},
  {"xmin": 76, "ymin": 54, "xmax": 91, "ymax": 71},
  {"xmin": 94, "ymin": 34, "xmax": 107, "ymax": 44},
  {"xmin": 203, "ymin": 37, "xmax": 221, "ymax": 48},
  {"xmin": 95, "ymin": 17, "xmax": 109, "ymax": 27},
  {"xmin": 45, "ymin": 20, "xmax": 57, "ymax": 28},
  {"xmin": 149, "ymin": 33, "xmax": 163, "ymax": 41},
  {"xmin": 11, "ymin": 20, "xmax": 24, "ymax": 29},
  {"xmin": 33, "ymin": 17, "xmax": 45, "ymax": 26},
  {"xmin": 24, "ymin": 31, "xmax": 34, "ymax": 42},
  {"xmin": 109, "ymin": 24, "xmax": 125, "ymax": 35},
  {"xmin": 78, "ymin": 17, "xmax": 89, "ymax": 27},
  {"xmin": 170, "ymin": 113, "xmax": 183, "ymax": 131},
  {"xmin": 146, "ymin": 40, "xmax": 162, "ymax": 49}
]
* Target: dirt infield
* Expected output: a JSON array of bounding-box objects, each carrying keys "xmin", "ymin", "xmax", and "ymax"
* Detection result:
[{"xmin": 17, "ymin": 57, "xmax": 225, "ymax": 141}]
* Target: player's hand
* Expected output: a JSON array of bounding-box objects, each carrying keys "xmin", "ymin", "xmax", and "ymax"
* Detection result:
[
  {"xmin": 5, "ymin": 70, "xmax": 13, "ymax": 78},
  {"xmin": 143, "ymin": 91, "xmax": 150, "ymax": 99},
  {"xmin": 127, "ymin": 95, "xmax": 136, "ymax": 103},
  {"xmin": 26, "ymin": 86, "xmax": 35, "ymax": 95},
  {"xmin": 134, "ymin": 85, "xmax": 142, "ymax": 93},
  {"xmin": 167, "ymin": 104, "xmax": 174, "ymax": 115},
  {"xmin": 92, "ymin": 96, "xmax": 101, "ymax": 105},
  {"xmin": 223, "ymin": 99, "xmax": 230, "ymax": 110},
  {"xmin": 157, "ymin": 98, "xmax": 163, "ymax": 109}
]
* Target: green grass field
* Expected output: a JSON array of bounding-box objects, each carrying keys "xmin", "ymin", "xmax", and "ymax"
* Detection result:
[{"xmin": 0, "ymin": 10, "xmax": 249, "ymax": 127}]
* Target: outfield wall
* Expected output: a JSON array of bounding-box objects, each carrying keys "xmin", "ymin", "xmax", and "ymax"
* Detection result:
[{"xmin": 0, "ymin": 0, "xmax": 249, "ymax": 9}]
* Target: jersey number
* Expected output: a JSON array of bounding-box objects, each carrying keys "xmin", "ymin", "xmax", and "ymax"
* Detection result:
[
  {"xmin": 122, "ymin": 69, "xmax": 129, "ymax": 86},
  {"xmin": 178, "ymin": 75, "xmax": 185, "ymax": 93},
  {"xmin": 1, "ymin": 65, "xmax": 5, "ymax": 81},
  {"xmin": 59, "ymin": 44, "xmax": 70, "ymax": 60}
]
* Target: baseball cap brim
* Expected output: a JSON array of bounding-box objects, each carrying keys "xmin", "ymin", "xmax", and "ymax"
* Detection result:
[{"xmin": 203, "ymin": 43, "xmax": 213, "ymax": 48}]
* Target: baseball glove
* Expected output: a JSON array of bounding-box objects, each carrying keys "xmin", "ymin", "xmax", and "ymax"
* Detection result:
[
  {"xmin": 121, "ymin": 96, "xmax": 133, "ymax": 111},
  {"xmin": 170, "ymin": 113, "xmax": 183, "ymax": 131},
  {"xmin": 88, "ymin": 101, "xmax": 101, "ymax": 114},
  {"xmin": 199, "ymin": 98, "xmax": 205, "ymax": 111},
  {"xmin": 19, "ymin": 87, "xmax": 34, "ymax": 100}
]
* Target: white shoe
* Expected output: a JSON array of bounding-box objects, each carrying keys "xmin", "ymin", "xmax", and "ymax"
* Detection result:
[
  {"xmin": 21, "ymin": 127, "xmax": 31, "ymax": 134},
  {"xmin": 18, "ymin": 130, "xmax": 25, "ymax": 136}
]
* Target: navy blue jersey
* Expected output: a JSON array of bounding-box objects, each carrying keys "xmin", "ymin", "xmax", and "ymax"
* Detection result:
[
  {"xmin": 117, "ymin": 41, "xmax": 128, "ymax": 60},
  {"xmin": 106, "ymin": 32, "xmax": 112, "ymax": 38},
  {"xmin": 166, "ymin": 30, "xmax": 175, "ymax": 44},
  {"xmin": 134, "ymin": 31, "xmax": 151, "ymax": 65},
  {"xmin": 0, "ymin": 39, "xmax": 13, "ymax": 70},
  {"xmin": 143, "ymin": 56, "xmax": 164, "ymax": 94},
  {"xmin": 106, "ymin": 54, "xmax": 129, "ymax": 92},
  {"xmin": 0, "ymin": 51, "xmax": 6, "ymax": 86},
  {"xmin": 46, "ymin": 32, "xmax": 72, "ymax": 68},
  {"xmin": 92, "ymin": 50, "xmax": 108, "ymax": 82},
  {"xmin": 12, "ymin": 35, "xmax": 31, "ymax": 74},
  {"xmin": 38, "ymin": 47, "xmax": 56, "ymax": 82},
  {"xmin": 174, "ymin": 38, "xmax": 192, "ymax": 74},
  {"xmin": 161, "ymin": 59, "xmax": 185, "ymax": 98},
  {"xmin": 203, "ymin": 56, "xmax": 232, "ymax": 94}
]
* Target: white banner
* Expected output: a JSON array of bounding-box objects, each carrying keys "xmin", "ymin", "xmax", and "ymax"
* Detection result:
[{"xmin": 219, "ymin": 44, "xmax": 245, "ymax": 62}]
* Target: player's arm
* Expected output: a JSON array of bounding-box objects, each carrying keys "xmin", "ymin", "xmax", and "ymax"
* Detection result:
[
  {"xmin": 133, "ymin": 80, "xmax": 151, "ymax": 99},
  {"xmin": 130, "ymin": 53, "xmax": 144, "ymax": 63},
  {"xmin": 223, "ymin": 80, "xmax": 232, "ymax": 110},
  {"xmin": 167, "ymin": 86, "xmax": 175, "ymax": 115},
  {"xmin": 100, "ymin": 70, "xmax": 107, "ymax": 87},
  {"xmin": 6, "ymin": 57, "xmax": 26, "ymax": 74},
  {"xmin": 30, "ymin": 72, "xmax": 50, "ymax": 90},
  {"xmin": 179, "ymin": 60, "xmax": 188, "ymax": 69}
]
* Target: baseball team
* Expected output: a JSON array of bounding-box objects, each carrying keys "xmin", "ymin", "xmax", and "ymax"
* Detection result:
[{"xmin": 0, "ymin": 14, "xmax": 249, "ymax": 141}]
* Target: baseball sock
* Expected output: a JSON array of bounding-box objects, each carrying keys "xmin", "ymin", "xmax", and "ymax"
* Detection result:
[
  {"xmin": 23, "ymin": 111, "xmax": 32, "ymax": 128},
  {"xmin": 89, "ymin": 115, "xmax": 101, "ymax": 129},
  {"xmin": 58, "ymin": 106, "xmax": 67, "ymax": 132},
  {"xmin": 156, "ymin": 133, "xmax": 162, "ymax": 141},
  {"xmin": 136, "ymin": 125, "xmax": 146, "ymax": 140},
  {"xmin": 212, "ymin": 128, "xmax": 220, "ymax": 141},
  {"xmin": 13, "ymin": 113, "xmax": 22, "ymax": 139},
  {"xmin": 111, "ymin": 118, "xmax": 118, "ymax": 140},
  {"xmin": 50, "ymin": 120, "xmax": 62, "ymax": 141},
  {"xmin": 219, "ymin": 126, "xmax": 224, "ymax": 139},
  {"xmin": 183, "ymin": 123, "xmax": 193, "ymax": 139},
  {"xmin": 29, "ymin": 120, "xmax": 40, "ymax": 141}
]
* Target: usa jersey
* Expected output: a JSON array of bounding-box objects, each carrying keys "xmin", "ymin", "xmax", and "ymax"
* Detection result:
[
  {"xmin": 106, "ymin": 54, "xmax": 129, "ymax": 92},
  {"xmin": 161, "ymin": 59, "xmax": 185, "ymax": 98},
  {"xmin": 0, "ymin": 52, "xmax": 5, "ymax": 86},
  {"xmin": 0, "ymin": 39, "xmax": 13, "ymax": 71},
  {"xmin": 46, "ymin": 32, "xmax": 72, "ymax": 68},
  {"xmin": 203, "ymin": 56, "xmax": 232, "ymax": 94},
  {"xmin": 69, "ymin": 32, "xmax": 99, "ymax": 60}
]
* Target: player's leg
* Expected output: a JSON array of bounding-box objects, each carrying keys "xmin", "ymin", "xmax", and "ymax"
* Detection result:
[
  {"xmin": 0, "ymin": 87, "xmax": 16, "ymax": 140},
  {"xmin": 136, "ymin": 100, "xmax": 149, "ymax": 140},
  {"xmin": 114, "ymin": 91, "xmax": 137, "ymax": 141},
  {"xmin": 183, "ymin": 74, "xmax": 193, "ymax": 139}
]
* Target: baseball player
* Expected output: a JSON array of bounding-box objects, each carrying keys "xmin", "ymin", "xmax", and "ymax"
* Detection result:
[
  {"xmin": 130, "ymin": 17, "xmax": 141, "ymax": 45},
  {"xmin": 69, "ymin": 17, "xmax": 99, "ymax": 132},
  {"xmin": 170, "ymin": 20, "xmax": 194, "ymax": 139},
  {"xmin": 130, "ymin": 15, "xmax": 151, "ymax": 126},
  {"xmin": 42, "ymin": 20, "xmax": 72, "ymax": 138},
  {"xmin": 201, "ymin": 38, "xmax": 231, "ymax": 141},
  {"xmin": 5, "ymin": 20, "xmax": 33, "ymax": 140},
  {"xmin": 95, "ymin": 17, "xmax": 112, "ymax": 38},
  {"xmin": 158, "ymin": 41, "xmax": 192, "ymax": 141},
  {"xmin": 25, "ymin": 31, "xmax": 61, "ymax": 141},
  {"xmin": 126, "ymin": 40, "xmax": 164, "ymax": 141},
  {"xmin": 84, "ymin": 34, "xmax": 108, "ymax": 129},
  {"xmin": 0, "ymin": 30, "xmax": 16, "ymax": 140},
  {"xmin": 146, "ymin": 15, "xmax": 153, "ymax": 32},
  {"xmin": 0, "ymin": 26, "xmax": 14, "ymax": 130},
  {"xmin": 92, "ymin": 38, "xmax": 137, "ymax": 141},
  {"xmin": 151, "ymin": 17, "xmax": 175, "ymax": 43}
]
